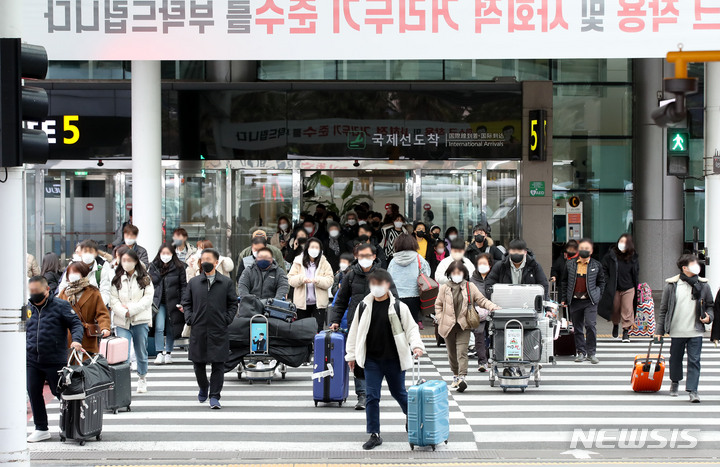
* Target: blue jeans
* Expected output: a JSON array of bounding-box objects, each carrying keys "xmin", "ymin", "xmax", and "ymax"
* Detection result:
[
  {"xmin": 364, "ymin": 357, "xmax": 408, "ymax": 434},
  {"xmin": 670, "ymin": 336, "xmax": 703, "ymax": 392},
  {"xmin": 154, "ymin": 304, "xmax": 174, "ymax": 353},
  {"xmin": 117, "ymin": 323, "xmax": 149, "ymax": 376}
]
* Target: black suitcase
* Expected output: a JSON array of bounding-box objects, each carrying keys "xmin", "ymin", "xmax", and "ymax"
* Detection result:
[
  {"xmin": 104, "ymin": 362, "xmax": 132, "ymax": 414},
  {"xmin": 59, "ymin": 392, "xmax": 104, "ymax": 445},
  {"xmin": 265, "ymin": 298, "xmax": 297, "ymax": 323}
]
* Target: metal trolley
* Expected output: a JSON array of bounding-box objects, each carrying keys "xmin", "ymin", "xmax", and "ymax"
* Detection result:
[
  {"xmin": 239, "ymin": 314, "xmax": 287, "ymax": 384},
  {"xmin": 488, "ymin": 315, "xmax": 541, "ymax": 392}
]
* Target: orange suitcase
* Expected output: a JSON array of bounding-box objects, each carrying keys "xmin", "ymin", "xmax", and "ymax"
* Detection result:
[{"xmin": 631, "ymin": 339, "xmax": 665, "ymax": 393}]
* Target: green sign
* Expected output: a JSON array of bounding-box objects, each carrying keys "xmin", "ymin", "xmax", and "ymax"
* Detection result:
[
  {"xmin": 529, "ymin": 181, "xmax": 546, "ymax": 197},
  {"xmin": 74, "ymin": 171, "xmax": 88, "ymax": 176},
  {"xmin": 668, "ymin": 129, "xmax": 689, "ymax": 156},
  {"xmin": 347, "ymin": 132, "xmax": 366, "ymax": 150}
]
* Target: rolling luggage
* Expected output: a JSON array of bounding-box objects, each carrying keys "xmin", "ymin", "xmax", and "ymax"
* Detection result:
[
  {"xmin": 554, "ymin": 304, "xmax": 576, "ymax": 356},
  {"xmin": 312, "ymin": 330, "xmax": 349, "ymax": 407},
  {"xmin": 265, "ymin": 298, "xmax": 298, "ymax": 323},
  {"xmin": 99, "ymin": 336, "xmax": 129, "ymax": 365},
  {"xmin": 491, "ymin": 308, "xmax": 539, "ymax": 330},
  {"xmin": 493, "ymin": 328, "xmax": 543, "ymax": 362},
  {"xmin": 407, "ymin": 358, "xmax": 449, "ymax": 451},
  {"xmin": 537, "ymin": 316, "xmax": 558, "ymax": 364},
  {"xmin": 631, "ymin": 339, "xmax": 665, "ymax": 393},
  {"xmin": 490, "ymin": 284, "xmax": 545, "ymax": 309},
  {"xmin": 104, "ymin": 361, "xmax": 132, "ymax": 414},
  {"xmin": 59, "ymin": 392, "xmax": 104, "ymax": 445}
]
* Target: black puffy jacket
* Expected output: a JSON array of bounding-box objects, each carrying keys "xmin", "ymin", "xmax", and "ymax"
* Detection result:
[
  {"xmin": 485, "ymin": 255, "xmax": 550, "ymax": 299},
  {"xmin": 149, "ymin": 260, "xmax": 188, "ymax": 338},
  {"xmin": 329, "ymin": 260, "xmax": 398, "ymax": 329},
  {"xmin": 560, "ymin": 258, "xmax": 606, "ymax": 305},
  {"xmin": 26, "ymin": 295, "xmax": 84, "ymax": 365}
]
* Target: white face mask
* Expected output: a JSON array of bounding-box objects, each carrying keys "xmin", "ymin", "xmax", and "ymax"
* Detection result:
[
  {"xmin": 279, "ymin": 223, "xmax": 289, "ymax": 231},
  {"xmin": 347, "ymin": 219, "xmax": 357, "ymax": 226},
  {"xmin": 448, "ymin": 234, "xmax": 458, "ymax": 241},
  {"xmin": 72, "ymin": 254, "xmax": 82, "ymax": 262},
  {"xmin": 478, "ymin": 264, "xmax": 491, "ymax": 275},
  {"xmin": 160, "ymin": 254, "xmax": 173, "ymax": 264},
  {"xmin": 308, "ymin": 248, "xmax": 321, "ymax": 258},
  {"xmin": 436, "ymin": 248, "xmax": 445, "ymax": 254},
  {"xmin": 688, "ymin": 263, "xmax": 701, "ymax": 275},
  {"xmin": 451, "ymin": 274, "xmax": 464, "ymax": 284},
  {"xmin": 394, "ymin": 221, "xmax": 404, "ymax": 229},
  {"xmin": 329, "ymin": 230, "xmax": 340, "ymax": 238},
  {"xmin": 67, "ymin": 273, "xmax": 83, "ymax": 283},
  {"xmin": 358, "ymin": 220, "xmax": 367, "ymax": 226},
  {"xmin": 358, "ymin": 258, "xmax": 374, "ymax": 269},
  {"xmin": 121, "ymin": 261, "xmax": 136, "ymax": 272},
  {"xmin": 252, "ymin": 250, "xmax": 259, "ymax": 258},
  {"xmin": 124, "ymin": 237, "xmax": 137, "ymax": 246},
  {"xmin": 617, "ymin": 242, "xmax": 626, "ymax": 252},
  {"xmin": 81, "ymin": 253, "xmax": 95, "ymax": 265},
  {"xmin": 370, "ymin": 284, "xmax": 388, "ymax": 298},
  {"xmin": 451, "ymin": 252, "xmax": 464, "ymax": 261},
  {"xmin": 339, "ymin": 262, "xmax": 349, "ymax": 272},
  {"xmin": 304, "ymin": 226, "xmax": 314, "ymax": 234}
]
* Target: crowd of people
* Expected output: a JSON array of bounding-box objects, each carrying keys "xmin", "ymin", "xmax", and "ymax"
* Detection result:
[{"xmin": 24, "ymin": 201, "xmax": 719, "ymax": 448}]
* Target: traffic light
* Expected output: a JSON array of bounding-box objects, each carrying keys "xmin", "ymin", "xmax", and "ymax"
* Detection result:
[
  {"xmin": 651, "ymin": 77, "xmax": 698, "ymax": 128},
  {"xmin": 0, "ymin": 38, "xmax": 49, "ymax": 167},
  {"xmin": 667, "ymin": 128, "xmax": 690, "ymax": 177}
]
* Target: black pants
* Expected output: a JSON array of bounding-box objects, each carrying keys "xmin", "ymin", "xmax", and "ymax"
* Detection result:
[
  {"xmin": 570, "ymin": 299, "xmax": 598, "ymax": 357},
  {"xmin": 298, "ymin": 304, "xmax": 326, "ymax": 333},
  {"xmin": 27, "ymin": 360, "xmax": 62, "ymax": 431},
  {"xmin": 401, "ymin": 296, "xmax": 421, "ymax": 323},
  {"xmin": 193, "ymin": 362, "xmax": 225, "ymax": 400}
]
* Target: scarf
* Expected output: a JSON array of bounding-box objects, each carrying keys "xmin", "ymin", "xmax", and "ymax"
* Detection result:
[
  {"xmin": 435, "ymin": 251, "xmax": 446, "ymax": 262},
  {"xmin": 449, "ymin": 281, "xmax": 464, "ymax": 318},
  {"xmin": 65, "ymin": 276, "xmax": 90, "ymax": 305},
  {"xmin": 329, "ymin": 237, "xmax": 340, "ymax": 256},
  {"xmin": 679, "ymin": 273, "xmax": 703, "ymax": 300}
]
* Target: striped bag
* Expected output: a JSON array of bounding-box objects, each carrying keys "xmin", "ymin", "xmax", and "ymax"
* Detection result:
[{"xmin": 629, "ymin": 283, "xmax": 656, "ymax": 337}]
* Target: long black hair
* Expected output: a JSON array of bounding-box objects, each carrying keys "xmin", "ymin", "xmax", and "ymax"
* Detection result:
[
  {"xmin": 151, "ymin": 243, "xmax": 184, "ymax": 272},
  {"xmin": 302, "ymin": 237, "xmax": 324, "ymax": 268},
  {"xmin": 614, "ymin": 233, "xmax": 636, "ymax": 261},
  {"xmin": 112, "ymin": 248, "xmax": 151, "ymax": 290},
  {"xmin": 41, "ymin": 252, "xmax": 62, "ymax": 275}
]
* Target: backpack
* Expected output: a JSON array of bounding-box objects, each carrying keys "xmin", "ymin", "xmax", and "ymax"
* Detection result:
[
  {"xmin": 95, "ymin": 264, "xmax": 102, "ymax": 285},
  {"xmin": 416, "ymin": 255, "xmax": 439, "ymax": 312}
]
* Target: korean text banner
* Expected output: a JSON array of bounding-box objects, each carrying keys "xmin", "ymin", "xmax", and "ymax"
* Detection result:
[{"xmin": 22, "ymin": 0, "xmax": 720, "ymax": 61}]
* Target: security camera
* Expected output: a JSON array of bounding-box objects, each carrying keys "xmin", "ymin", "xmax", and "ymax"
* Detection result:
[
  {"xmin": 97, "ymin": 159, "xmax": 104, "ymax": 167},
  {"xmin": 353, "ymin": 159, "xmax": 360, "ymax": 168},
  {"xmin": 651, "ymin": 77, "xmax": 698, "ymax": 128}
]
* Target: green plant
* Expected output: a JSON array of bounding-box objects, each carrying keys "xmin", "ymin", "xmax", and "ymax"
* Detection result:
[{"xmin": 302, "ymin": 171, "xmax": 373, "ymax": 217}]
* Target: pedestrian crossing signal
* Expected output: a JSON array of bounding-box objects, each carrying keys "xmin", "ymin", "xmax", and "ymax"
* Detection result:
[{"xmin": 667, "ymin": 129, "xmax": 689, "ymax": 156}]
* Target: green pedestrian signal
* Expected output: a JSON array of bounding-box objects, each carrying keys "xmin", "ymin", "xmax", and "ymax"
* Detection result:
[{"xmin": 667, "ymin": 129, "xmax": 689, "ymax": 156}]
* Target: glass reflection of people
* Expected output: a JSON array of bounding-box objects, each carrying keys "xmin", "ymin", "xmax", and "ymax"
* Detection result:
[
  {"xmin": 502, "ymin": 125, "xmax": 518, "ymax": 143},
  {"xmin": 476, "ymin": 125, "xmax": 487, "ymax": 138}
]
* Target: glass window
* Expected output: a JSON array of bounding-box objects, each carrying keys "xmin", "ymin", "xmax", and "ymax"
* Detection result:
[
  {"xmin": 684, "ymin": 192, "xmax": 705, "ymax": 243},
  {"xmin": 486, "ymin": 169, "xmax": 518, "ymax": 249},
  {"xmin": 47, "ymin": 61, "xmax": 91, "ymax": 80},
  {"xmin": 341, "ymin": 60, "xmax": 443, "ymax": 80},
  {"xmin": 553, "ymin": 85, "xmax": 632, "ymax": 136},
  {"xmin": 552, "ymin": 192, "xmax": 633, "ymax": 243},
  {"xmin": 26, "ymin": 170, "xmax": 38, "ymax": 262},
  {"xmin": 445, "ymin": 59, "xmax": 549, "ymax": 81},
  {"xmin": 552, "ymin": 139, "xmax": 632, "ymax": 190},
  {"xmin": 259, "ymin": 61, "xmax": 337, "ymax": 80},
  {"xmin": 420, "ymin": 171, "xmax": 479, "ymax": 241},
  {"xmin": 553, "ymin": 59, "xmax": 631, "ymax": 83}
]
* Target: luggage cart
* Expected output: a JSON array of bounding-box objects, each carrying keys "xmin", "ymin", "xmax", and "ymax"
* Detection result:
[
  {"xmin": 489, "ymin": 315, "xmax": 540, "ymax": 392},
  {"xmin": 240, "ymin": 314, "xmax": 286, "ymax": 384}
]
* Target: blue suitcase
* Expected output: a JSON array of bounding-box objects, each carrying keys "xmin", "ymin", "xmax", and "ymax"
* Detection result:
[
  {"xmin": 265, "ymin": 298, "xmax": 298, "ymax": 323},
  {"xmin": 312, "ymin": 330, "xmax": 349, "ymax": 407},
  {"xmin": 407, "ymin": 360, "xmax": 450, "ymax": 451}
]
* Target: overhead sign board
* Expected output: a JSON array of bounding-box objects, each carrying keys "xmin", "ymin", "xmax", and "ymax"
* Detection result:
[{"xmin": 21, "ymin": 1, "xmax": 720, "ymax": 60}]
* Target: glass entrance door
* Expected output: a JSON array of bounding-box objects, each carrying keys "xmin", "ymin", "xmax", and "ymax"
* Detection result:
[{"xmin": 419, "ymin": 171, "xmax": 481, "ymax": 241}]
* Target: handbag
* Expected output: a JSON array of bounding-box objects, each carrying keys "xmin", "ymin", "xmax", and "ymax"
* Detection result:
[
  {"xmin": 181, "ymin": 324, "xmax": 191, "ymax": 338},
  {"xmin": 76, "ymin": 306, "xmax": 101, "ymax": 338},
  {"xmin": 57, "ymin": 349, "xmax": 113, "ymax": 400},
  {"xmin": 465, "ymin": 282, "xmax": 481, "ymax": 329},
  {"xmin": 417, "ymin": 256, "xmax": 439, "ymax": 312}
]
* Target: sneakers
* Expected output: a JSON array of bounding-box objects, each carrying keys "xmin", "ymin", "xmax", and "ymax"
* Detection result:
[
  {"xmin": 131, "ymin": 360, "xmax": 137, "ymax": 371},
  {"xmin": 588, "ymin": 355, "xmax": 600, "ymax": 364},
  {"xmin": 574, "ymin": 353, "xmax": 586, "ymax": 363},
  {"xmin": 154, "ymin": 353, "xmax": 165, "ymax": 365},
  {"xmin": 669, "ymin": 382, "xmax": 679, "ymax": 397},
  {"xmin": 456, "ymin": 377, "xmax": 468, "ymax": 393},
  {"xmin": 137, "ymin": 375, "xmax": 148, "ymax": 393},
  {"xmin": 164, "ymin": 353, "xmax": 173, "ymax": 364},
  {"xmin": 198, "ymin": 388, "xmax": 208, "ymax": 403},
  {"xmin": 689, "ymin": 391, "xmax": 701, "ymax": 403},
  {"xmin": 27, "ymin": 429, "xmax": 51, "ymax": 443},
  {"xmin": 209, "ymin": 397, "xmax": 221, "ymax": 409},
  {"xmin": 355, "ymin": 394, "xmax": 366, "ymax": 410},
  {"xmin": 612, "ymin": 324, "xmax": 619, "ymax": 338},
  {"xmin": 478, "ymin": 363, "xmax": 487, "ymax": 373},
  {"xmin": 363, "ymin": 433, "xmax": 383, "ymax": 450},
  {"xmin": 450, "ymin": 376, "xmax": 460, "ymax": 388},
  {"xmin": 622, "ymin": 329, "xmax": 630, "ymax": 343}
]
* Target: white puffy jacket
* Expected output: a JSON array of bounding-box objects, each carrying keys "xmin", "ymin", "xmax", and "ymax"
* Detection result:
[{"xmin": 109, "ymin": 271, "xmax": 155, "ymax": 330}]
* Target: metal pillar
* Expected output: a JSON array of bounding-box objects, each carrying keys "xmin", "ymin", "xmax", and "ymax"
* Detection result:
[
  {"xmin": 633, "ymin": 58, "xmax": 685, "ymax": 290},
  {"xmin": 705, "ymin": 62, "xmax": 720, "ymax": 293},
  {"xmin": 131, "ymin": 61, "xmax": 163, "ymax": 256},
  {"xmin": 0, "ymin": 0, "xmax": 29, "ymax": 462}
]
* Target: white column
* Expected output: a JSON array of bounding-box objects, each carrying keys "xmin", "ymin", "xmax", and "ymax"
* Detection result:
[
  {"xmin": 705, "ymin": 62, "xmax": 720, "ymax": 293},
  {"xmin": 131, "ymin": 61, "xmax": 163, "ymax": 257},
  {"xmin": 0, "ymin": 0, "xmax": 29, "ymax": 463}
]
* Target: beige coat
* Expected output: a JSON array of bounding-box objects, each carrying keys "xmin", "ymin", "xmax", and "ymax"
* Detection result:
[
  {"xmin": 27, "ymin": 254, "xmax": 40, "ymax": 278},
  {"xmin": 435, "ymin": 280, "xmax": 500, "ymax": 338},
  {"xmin": 287, "ymin": 255, "xmax": 334, "ymax": 309}
]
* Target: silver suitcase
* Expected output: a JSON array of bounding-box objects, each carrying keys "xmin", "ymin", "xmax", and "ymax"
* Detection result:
[
  {"xmin": 537, "ymin": 316, "xmax": 557, "ymax": 364},
  {"xmin": 490, "ymin": 284, "xmax": 545, "ymax": 309}
]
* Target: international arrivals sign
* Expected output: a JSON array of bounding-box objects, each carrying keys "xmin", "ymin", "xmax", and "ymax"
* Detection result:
[{"xmin": 22, "ymin": 0, "xmax": 720, "ymax": 61}]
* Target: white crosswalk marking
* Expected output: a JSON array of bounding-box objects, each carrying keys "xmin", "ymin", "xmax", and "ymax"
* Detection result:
[{"xmin": 28, "ymin": 337, "xmax": 720, "ymax": 457}]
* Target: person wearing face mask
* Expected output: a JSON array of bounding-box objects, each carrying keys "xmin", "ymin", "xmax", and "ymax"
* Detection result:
[
  {"xmin": 181, "ymin": 248, "xmax": 238, "ymax": 409},
  {"xmin": 429, "ymin": 225, "xmax": 442, "ymax": 242},
  {"xmin": 435, "ymin": 261, "xmax": 500, "ymax": 392},
  {"xmin": 330, "ymin": 243, "xmax": 399, "ymax": 410},
  {"xmin": 286, "ymin": 230, "xmax": 309, "ymax": 264},
  {"xmin": 550, "ymin": 240, "xmax": 579, "ymax": 283},
  {"xmin": 288, "ymin": 238, "xmax": 335, "ymax": 333},
  {"xmin": 189, "ymin": 240, "xmax": 235, "ymax": 281},
  {"xmin": 345, "ymin": 269, "xmax": 425, "ymax": 450},
  {"xmin": 122, "ymin": 225, "xmax": 149, "ymax": 267},
  {"xmin": 58, "ymin": 261, "xmax": 112, "ymax": 355},
  {"xmin": 343, "ymin": 211, "xmax": 360, "ymax": 239},
  {"xmin": 465, "ymin": 224, "xmax": 504, "ymax": 265},
  {"xmin": 560, "ymin": 239, "xmax": 606, "ymax": 364},
  {"xmin": 470, "ymin": 253, "xmax": 495, "ymax": 371},
  {"xmin": 332, "ymin": 252, "xmax": 355, "ymax": 297},
  {"xmin": 111, "ymin": 209, "xmax": 133, "ymax": 248},
  {"xmin": 323, "ymin": 221, "xmax": 348, "ymax": 272},
  {"xmin": 171, "ymin": 228, "xmax": 197, "ymax": 264},
  {"xmin": 58, "ymin": 240, "xmax": 111, "ymax": 305},
  {"xmin": 149, "ymin": 244, "xmax": 188, "ymax": 364},
  {"xmin": 598, "ymin": 233, "xmax": 640, "ymax": 342},
  {"xmin": 109, "ymin": 249, "xmax": 154, "ymax": 393},
  {"xmin": 237, "ymin": 247, "xmax": 289, "ymax": 300},
  {"xmin": 435, "ymin": 239, "xmax": 476, "ymax": 286},
  {"xmin": 427, "ymin": 238, "xmax": 449, "ymax": 278},
  {"xmin": 302, "ymin": 217, "xmax": 327, "ymax": 243},
  {"xmin": 270, "ymin": 216, "xmax": 293, "ymax": 256},
  {"xmin": 25, "ymin": 275, "xmax": 84, "ymax": 443},
  {"xmin": 444, "ymin": 227, "xmax": 459, "ymax": 252},
  {"xmin": 387, "ymin": 233, "xmax": 431, "ymax": 329},
  {"xmin": 348, "ymin": 224, "xmax": 388, "ymax": 269},
  {"xmin": 380, "ymin": 214, "xmax": 410, "ymax": 262},
  {"xmin": 237, "ymin": 229, "xmax": 286, "ymax": 273},
  {"xmin": 412, "ymin": 221, "xmax": 431, "ymax": 259},
  {"xmin": 656, "ymin": 254, "xmax": 714, "ymax": 403},
  {"xmin": 237, "ymin": 237, "xmax": 269, "ymax": 277},
  {"xmin": 485, "ymin": 238, "xmax": 550, "ymax": 299}
]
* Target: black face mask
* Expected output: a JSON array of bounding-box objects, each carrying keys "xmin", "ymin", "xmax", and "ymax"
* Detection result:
[
  {"xmin": 578, "ymin": 250, "xmax": 591, "ymax": 259},
  {"xmin": 474, "ymin": 234, "xmax": 485, "ymax": 244},
  {"xmin": 415, "ymin": 231, "xmax": 425, "ymax": 238},
  {"xmin": 201, "ymin": 262, "xmax": 215, "ymax": 273},
  {"xmin": 30, "ymin": 292, "xmax": 46, "ymax": 304},
  {"xmin": 431, "ymin": 233, "xmax": 440, "ymax": 239},
  {"xmin": 357, "ymin": 234, "xmax": 370, "ymax": 243},
  {"xmin": 371, "ymin": 221, "xmax": 380, "ymax": 228},
  {"xmin": 510, "ymin": 253, "xmax": 525, "ymax": 264}
]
